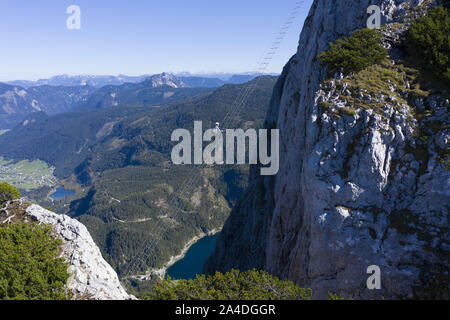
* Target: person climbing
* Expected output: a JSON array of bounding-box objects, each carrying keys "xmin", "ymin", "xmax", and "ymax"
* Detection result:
[
  {"xmin": 205, "ymin": 122, "xmax": 224, "ymax": 165},
  {"xmin": 214, "ymin": 122, "xmax": 223, "ymax": 134}
]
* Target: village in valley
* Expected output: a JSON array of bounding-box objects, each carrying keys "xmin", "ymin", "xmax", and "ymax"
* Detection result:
[{"xmin": 0, "ymin": 157, "xmax": 57, "ymax": 191}]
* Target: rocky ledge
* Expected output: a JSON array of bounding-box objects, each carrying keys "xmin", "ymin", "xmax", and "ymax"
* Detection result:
[{"xmin": 1, "ymin": 200, "xmax": 133, "ymax": 300}]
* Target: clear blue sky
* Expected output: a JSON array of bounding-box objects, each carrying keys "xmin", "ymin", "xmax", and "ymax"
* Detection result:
[{"xmin": 0, "ymin": 0, "xmax": 313, "ymax": 81}]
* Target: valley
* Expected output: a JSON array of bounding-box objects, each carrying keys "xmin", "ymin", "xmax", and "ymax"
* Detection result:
[
  {"xmin": 0, "ymin": 74, "xmax": 277, "ymax": 295},
  {"xmin": 1, "ymin": 0, "xmax": 449, "ymax": 302},
  {"xmin": 0, "ymin": 157, "xmax": 57, "ymax": 190}
]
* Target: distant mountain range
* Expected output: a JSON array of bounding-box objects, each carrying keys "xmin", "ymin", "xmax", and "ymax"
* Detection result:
[
  {"xmin": 74, "ymin": 75, "xmax": 214, "ymax": 112},
  {"xmin": 0, "ymin": 83, "xmax": 96, "ymax": 129},
  {"xmin": 0, "ymin": 73, "xmax": 267, "ymax": 129},
  {"xmin": 6, "ymin": 75, "xmax": 149, "ymax": 89},
  {"xmin": 6, "ymin": 73, "xmax": 264, "ymax": 89}
]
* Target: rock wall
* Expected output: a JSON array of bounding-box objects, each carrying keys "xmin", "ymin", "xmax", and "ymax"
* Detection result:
[
  {"xmin": 24, "ymin": 204, "xmax": 132, "ymax": 300},
  {"xmin": 205, "ymin": 0, "xmax": 449, "ymax": 299}
]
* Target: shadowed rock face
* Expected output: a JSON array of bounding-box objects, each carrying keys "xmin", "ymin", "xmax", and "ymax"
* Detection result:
[{"xmin": 205, "ymin": 0, "xmax": 449, "ymax": 299}]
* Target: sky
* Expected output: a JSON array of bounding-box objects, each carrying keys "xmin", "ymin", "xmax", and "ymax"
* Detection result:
[{"xmin": 0, "ymin": 0, "xmax": 313, "ymax": 81}]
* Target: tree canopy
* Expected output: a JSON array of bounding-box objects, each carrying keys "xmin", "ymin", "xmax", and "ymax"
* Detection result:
[
  {"xmin": 0, "ymin": 182, "xmax": 20, "ymax": 205},
  {"xmin": 0, "ymin": 222, "xmax": 71, "ymax": 300},
  {"xmin": 408, "ymin": 5, "xmax": 450, "ymax": 84},
  {"xmin": 318, "ymin": 28, "xmax": 387, "ymax": 77},
  {"xmin": 147, "ymin": 269, "xmax": 312, "ymax": 300}
]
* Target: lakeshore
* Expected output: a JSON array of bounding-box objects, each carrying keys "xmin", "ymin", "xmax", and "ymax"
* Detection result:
[{"xmin": 132, "ymin": 228, "xmax": 221, "ymax": 280}]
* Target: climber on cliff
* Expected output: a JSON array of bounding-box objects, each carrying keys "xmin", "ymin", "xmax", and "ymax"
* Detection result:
[
  {"xmin": 203, "ymin": 122, "xmax": 224, "ymax": 166},
  {"xmin": 214, "ymin": 122, "xmax": 224, "ymax": 134}
]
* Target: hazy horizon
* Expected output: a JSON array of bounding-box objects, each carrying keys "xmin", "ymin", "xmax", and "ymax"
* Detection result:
[
  {"xmin": 0, "ymin": 0, "xmax": 312, "ymax": 82},
  {"xmin": 0, "ymin": 71, "xmax": 279, "ymax": 83}
]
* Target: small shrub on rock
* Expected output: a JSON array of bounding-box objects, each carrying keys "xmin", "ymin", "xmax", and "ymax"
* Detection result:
[
  {"xmin": 0, "ymin": 182, "xmax": 20, "ymax": 206},
  {"xmin": 319, "ymin": 28, "xmax": 387, "ymax": 77}
]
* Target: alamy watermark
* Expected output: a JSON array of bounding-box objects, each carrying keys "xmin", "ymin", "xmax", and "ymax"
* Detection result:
[
  {"xmin": 367, "ymin": 5, "xmax": 382, "ymax": 29},
  {"xmin": 65, "ymin": 4, "xmax": 382, "ymax": 31},
  {"xmin": 367, "ymin": 265, "xmax": 382, "ymax": 290},
  {"xmin": 171, "ymin": 121, "xmax": 280, "ymax": 176},
  {"xmin": 66, "ymin": 5, "xmax": 81, "ymax": 30}
]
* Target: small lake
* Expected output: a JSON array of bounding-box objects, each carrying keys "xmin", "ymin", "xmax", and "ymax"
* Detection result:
[
  {"xmin": 166, "ymin": 233, "xmax": 220, "ymax": 280},
  {"xmin": 50, "ymin": 187, "xmax": 76, "ymax": 200}
]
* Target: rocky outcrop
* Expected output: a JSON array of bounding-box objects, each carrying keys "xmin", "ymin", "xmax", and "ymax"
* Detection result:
[
  {"xmin": 145, "ymin": 73, "xmax": 187, "ymax": 88},
  {"xmin": 1, "ymin": 200, "xmax": 132, "ymax": 300},
  {"xmin": 205, "ymin": 0, "xmax": 449, "ymax": 299}
]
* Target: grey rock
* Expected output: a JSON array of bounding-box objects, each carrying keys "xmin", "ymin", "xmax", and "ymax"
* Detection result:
[
  {"xmin": 25, "ymin": 204, "xmax": 133, "ymax": 300},
  {"xmin": 205, "ymin": 0, "xmax": 449, "ymax": 299}
]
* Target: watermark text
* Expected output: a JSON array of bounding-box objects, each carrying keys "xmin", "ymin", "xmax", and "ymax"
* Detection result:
[{"xmin": 171, "ymin": 121, "xmax": 280, "ymax": 176}]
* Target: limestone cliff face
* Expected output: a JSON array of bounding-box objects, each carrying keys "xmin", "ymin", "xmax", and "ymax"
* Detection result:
[
  {"xmin": 26, "ymin": 204, "xmax": 133, "ymax": 300},
  {"xmin": 205, "ymin": 0, "xmax": 449, "ymax": 299},
  {"xmin": 1, "ymin": 200, "xmax": 132, "ymax": 300}
]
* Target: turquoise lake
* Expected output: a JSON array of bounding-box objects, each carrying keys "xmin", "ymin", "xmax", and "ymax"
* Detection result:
[
  {"xmin": 166, "ymin": 233, "xmax": 220, "ymax": 280},
  {"xmin": 50, "ymin": 187, "xmax": 76, "ymax": 200}
]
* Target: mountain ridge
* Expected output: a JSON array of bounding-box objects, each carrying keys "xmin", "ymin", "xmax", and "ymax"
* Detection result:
[
  {"xmin": 0, "ymin": 73, "xmax": 264, "ymax": 129},
  {"xmin": 0, "ymin": 82, "xmax": 96, "ymax": 129},
  {"xmin": 5, "ymin": 73, "xmax": 262, "ymax": 89},
  {"xmin": 205, "ymin": 0, "xmax": 449, "ymax": 299}
]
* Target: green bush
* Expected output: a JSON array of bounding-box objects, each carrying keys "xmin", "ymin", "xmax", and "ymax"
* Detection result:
[
  {"xmin": 318, "ymin": 28, "xmax": 387, "ymax": 77},
  {"xmin": 0, "ymin": 182, "xmax": 20, "ymax": 205},
  {"xmin": 328, "ymin": 292, "xmax": 353, "ymax": 300},
  {"xmin": 0, "ymin": 222, "xmax": 71, "ymax": 300},
  {"xmin": 408, "ymin": 6, "xmax": 450, "ymax": 83},
  {"xmin": 147, "ymin": 269, "xmax": 312, "ymax": 300}
]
